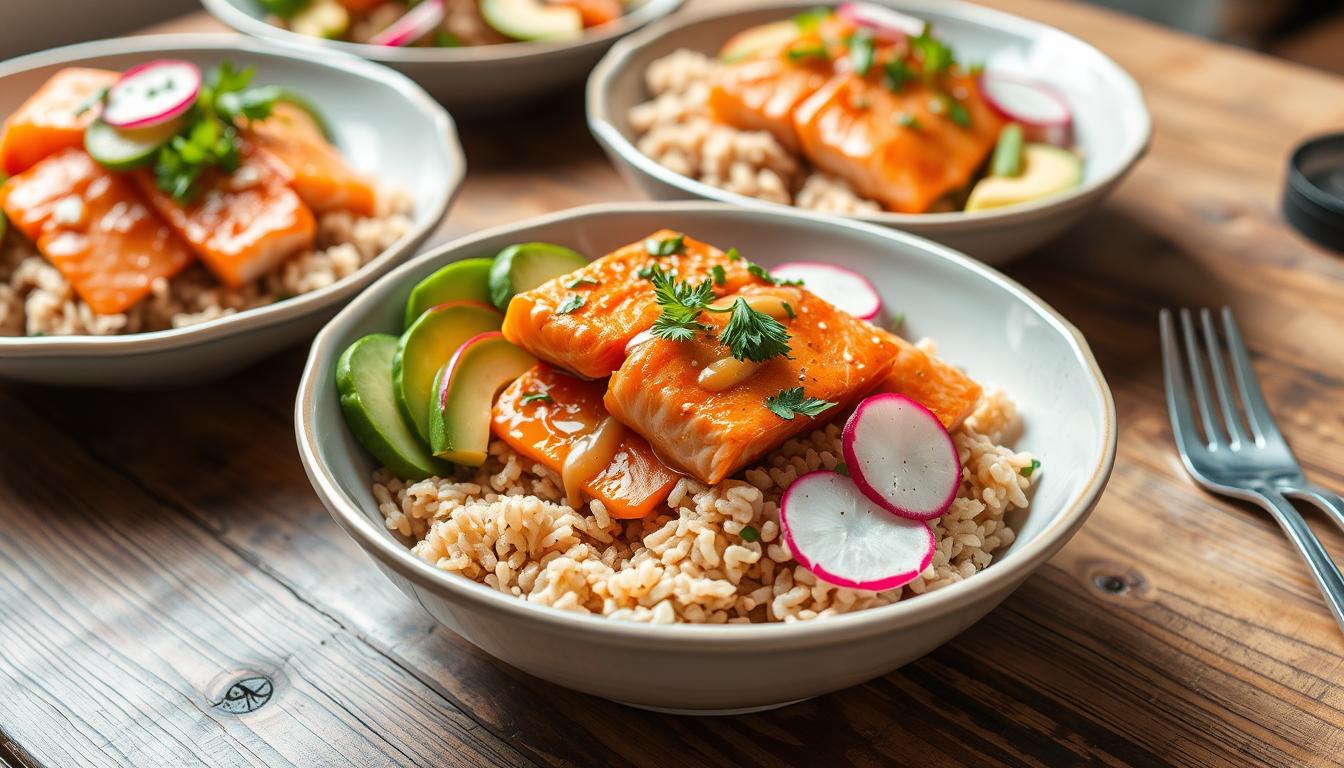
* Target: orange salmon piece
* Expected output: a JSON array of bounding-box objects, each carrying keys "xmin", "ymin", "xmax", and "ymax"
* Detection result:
[
  {"xmin": 134, "ymin": 145, "xmax": 316, "ymax": 288},
  {"xmin": 875, "ymin": 331, "xmax": 982, "ymax": 430},
  {"xmin": 709, "ymin": 55, "xmax": 831, "ymax": 152},
  {"xmin": 244, "ymin": 103, "xmax": 376, "ymax": 216},
  {"xmin": 792, "ymin": 72, "xmax": 1006, "ymax": 213},
  {"xmin": 0, "ymin": 149, "xmax": 194, "ymax": 315},
  {"xmin": 493, "ymin": 364, "xmax": 680, "ymax": 519},
  {"xmin": 604, "ymin": 284, "xmax": 901, "ymax": 484},
  {"xmin": 0, "ymin": 68, "xmax": 120, "ymax": 177},
  {"xmin": 501, "ymin": 230, "xmax": 757, "ymax": 379}
]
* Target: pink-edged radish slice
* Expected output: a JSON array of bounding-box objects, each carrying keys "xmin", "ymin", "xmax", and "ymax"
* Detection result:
[
  {"xmin": 979, "ymin": 74, "xmax": 1074, "ymax": 147},
  {"xmin": 369, "ymin": 0, "xmax": 446, "ymax": 46},
  {"xmin": 843, "ymin": 393, "xmax": 960, "ymax": 522},
  {"xmin": 781, "ymin": 470, "xmax": 935, "ymax": 591},
  {"xmin": 101, "ymin": 60, "xmax": 201, "ymax": 130},
  {"xmin": 771, "ymin": 262, "xmax": 881, "ymax": 321},
  {"xmin": 837, "ymin": 2, "xmax": 925, "ymax": 42}
]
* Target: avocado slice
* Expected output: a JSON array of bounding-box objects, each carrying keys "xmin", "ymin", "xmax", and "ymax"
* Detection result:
[
  {"xmin": 336, "ymin": 334, "xmax": 449, "ymax": 481},
  {"xmin": 480, "ymin": 0, "xmax": 583, "ymax": 41},
  {"xmin": 966, "ymin": 144, "xmax": 1082, "ymax": 212},
  {"xmin": 393, "ymin": 301, "xmax": 502, "ymax": 444},
  {"xmin": 427, "ymin": 332, "xmax": 537, "ymax": 466},
  {"xmin": 404, "ymin": 258, "xmax": 494, "ymax": 329},
  {"xmin": 488, "ymin": 242, "xmax": 588, "ymax": 311}
]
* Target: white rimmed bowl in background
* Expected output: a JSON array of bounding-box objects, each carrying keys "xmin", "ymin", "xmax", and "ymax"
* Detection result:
[
  {"xmin": 296, "ymin": 202, "xmax": 1116, "ymax": 713},
  {"xmin": 587, "ymin": 0, "xmax": 1152, "ymax": 264},
  {"xmin": 0, "ymin": 35, "xmax": 463, "ymax": 387}
]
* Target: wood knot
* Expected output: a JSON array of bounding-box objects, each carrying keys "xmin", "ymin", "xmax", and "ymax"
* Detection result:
[
  {"xmin": 1080, "ymin": 559, "xmax": 1152, "ymax": 602},
  {"xmin": 214, "ymin": 675, "xmax": 274, "ymax": 714}
]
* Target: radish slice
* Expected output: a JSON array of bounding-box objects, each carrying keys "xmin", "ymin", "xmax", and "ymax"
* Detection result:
[
  {"xmin": 101, "ymin": 60, "xmax": 201, "ymax": 130},
  {"xmin": 843, "ymin": 394, "xmax": 960, "ymax": 522},
  {"xmin": 369, "ymin": 0, "xmax": 446, "ymax": 46},
  {"xmin": 837, "ymin": 2, "xmax": 925, "ymax": 42},
  {"xmin": 781, "ymin": 471, "xmax": 935, "ymax": 591},
  {"xmin": 979, "ymin": 74, "xmax": 1074, "ymax": 147},
  {"xmin": 771, "ymin": 262, "xmax": 881, "ymax": 320}
]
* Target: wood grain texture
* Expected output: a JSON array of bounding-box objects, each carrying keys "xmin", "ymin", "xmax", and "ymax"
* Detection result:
[{"xmin": 3, "ymin": 1, "xmax": 1344, "ymax": 766}]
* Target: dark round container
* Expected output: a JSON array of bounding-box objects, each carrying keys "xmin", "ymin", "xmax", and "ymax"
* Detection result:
[{"xmin": 1284, "ymin": 133, "xmax": 1344, "ymax": 252}]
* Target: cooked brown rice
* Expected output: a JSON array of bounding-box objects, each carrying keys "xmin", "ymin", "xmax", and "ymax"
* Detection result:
[
  {"xmin": 372, "ymin": 343, "xmax": 1037, "ymax": 624},
  {"xmin": 0, "ymin": 190, "xmax": 412, "ymax": 337},
  {"xmin": 628, "ymin": 49, "xmax": 886, "ymax": 215}
]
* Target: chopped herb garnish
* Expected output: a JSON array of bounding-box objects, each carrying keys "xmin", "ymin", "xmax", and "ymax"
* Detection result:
[
  {"xmin": 645, "ymin": 265, "xmax": 792, "ymax": 362},
  {"xmin": 747, "ymin": 262, "xmax": 803, "ymax": 286},
  {"xmin": 648, "ymin": 265, "xmax": 715, "ymax": 342},
  {"xmin": 766, "ymin": 387, "xmax": 836, "ymax": 420},
  {"xmin": 787, "ymin": 43, "xmax": 830, "ymax": 62},
  {"xmin": 897, "ymin": 113, "xmax": 921, "ymax": 130},
  {"xmin": 834, "ymin": 460, "xmax": 850, "ymax": 477},
  {"xmin": 849, "ymin": 29, "xmax": 876, "ymax": 77},
  {"xmin": 726, "ymin": 247, "xmax": 743, "ymax": 262},
  {"xmin": 781, "ymin": 301, "xmax": 796, "ymax": 320},
  {"xmin": 883, "ymin": 60, "xmax": 915, "ymax": 92},
  {"xmin": 911, "ymin": 25, "xmax": 955, "ymax": 82},
  {"xmin": 793, "ymin": 7, "xmax": 831, "ymax": 30},
  {"xmin": 943, "ymin": 95, "xmax": 972, "ymax": 128},
  {"xmin": 710, "ymin": 264, "xmax": 726, "ymax": 287},
  {"xmin": 739, "ymin": 525, "xmax": 761, "ymax": 542},
  {"xmin": 719, "ymin": 298, "xmax": 792, "ymax": 362},
  {"xmin": 520, "ymin": 392, "xmax": 553, "ymax": 406},
  {"xmin": 889, "ymin": 312, "xmax": 906, "ymax": 329},
  {"xmin": 645, "ymin": 234, "xmax": 685, "ymax": 257},
  {"xmin": 566, "ymin": 276, "xmax": 599, "ymax": 289},
  {"xmin": 636, "ymin": 263, "xmax": 658, "ymax": 279},
  {"xmin": 556, "ymin": 294, "xmax": 585, "ymax": 314},
  {"xmin": 1021, "ymin": 458, "xmax": 1041, "ymax": 478}
]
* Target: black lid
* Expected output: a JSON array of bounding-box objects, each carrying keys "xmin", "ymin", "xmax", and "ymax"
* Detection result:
[{"xmin": 1284, "ymin": 132, "xmax": 1344, "ymax": 252}]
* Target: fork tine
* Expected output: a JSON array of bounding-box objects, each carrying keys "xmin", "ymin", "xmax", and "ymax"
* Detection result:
[
  {"xmin": 1221, "ymin": 306, "xmax": 1282, "ymax": 445},
  {"xmin": 1179, "ymin": 308, "xmax": 1225, "ymax": 448},
  {"xmin": 1160, "ymin": 309, "xmax": 1202, "ymax": 452},
  {"xmin": 1199, "ymin": 308, "xmax": 1247, "ymax": 448}
]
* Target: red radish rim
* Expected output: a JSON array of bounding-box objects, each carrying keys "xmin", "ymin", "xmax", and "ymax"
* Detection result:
[
  {"xmin": 780, "ymin": 470, "xmax": 935, "ymax": 591},
  {"xmin": 979, "ymin": 73, "xmax": 1072, "ymax": 130},
  {"xmin": 436, "ymin": 329, "xmax": 505, "ymax": 407},
  {"xmin": 370, "ymin": 0, "xmax": 446, "ymax": 47},
  {"xmin": 836, "ymin": 2, "xmax": 923, "ymax": 42},
  {"xmin": 842, "ymin": 393, "xmax": 961, "ymax": 522},
  {"xmin": 102, "ymin": 59, "xmax": 202, "ymax": 129},
  {"xmin": 771, "ymin": 261, "xmax": 882, "ymax": 320}
]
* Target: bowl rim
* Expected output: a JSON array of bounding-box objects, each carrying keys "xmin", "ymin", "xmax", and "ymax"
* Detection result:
[
  {"xmin": 295, "ymin": 200, "xmax": 1117, "ymax": 648},
  {"xmin": 586, "ymin": 0, "xmax": 1153, "ymax": 233},
  {"xmin": 0, "ymin": 33, "xmax": 463, "ymax": 359},
  {"xmin": 200, "ymin": 0, "xmax": 686, "ymax": 64}
]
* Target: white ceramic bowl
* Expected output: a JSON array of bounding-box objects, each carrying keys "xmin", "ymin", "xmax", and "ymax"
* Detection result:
[
  {"xmin": 587, "ymin": 0, "xmax": 1152, "ymax": 264},
  {"xmin": 0, "ymin": 35, "xmax": 463, "ymax": 387},
  {"xmin": 202, "ymin": 0, "xmax": 685, "ymax": 114},
  {"xmin": 295, "ymin": 202, "xmax": 1116, "ymax": 713}
]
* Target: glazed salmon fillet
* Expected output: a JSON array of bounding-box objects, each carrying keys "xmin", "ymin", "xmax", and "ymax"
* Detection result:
[
  {"xmin": 0, "ymin": 68, "xmax": 119, "ymax": 177},
  {"xmin": 134, "ymin": 144, "xmax": 316, "ymax": 288},
  {"xmin": 708, "ymin": 55, "xmax": 830, "ymax": 152},
  {"xmin": 493, "ymin": 364, "xmax": 680, "ymax": 519},
  {"xmin": 604, "ymin": 284, "xmax": 901, "ymax": 484},
  {"xmin": 0, "ymin": 149, "xmax": 194, "ymax": 315},
  {"xmin": 245, "ymin": 103, "xmax": 377, "ymax": 216},
  {"xmin": 793, "ymin": 72, "xmax": 1006, "ymax": 213},
  {"xmin": 501, "ymin": 230, "xmax": 757, "ymax": 379},
  {"xmin": 875, "ymin": 331, "xmax": 982, "ymax": 430}
]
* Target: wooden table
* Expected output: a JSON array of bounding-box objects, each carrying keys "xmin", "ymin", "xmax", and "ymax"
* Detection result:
[{"xmin": 4, "ymin": 2, "xmax": 1344, "ymax": 766}]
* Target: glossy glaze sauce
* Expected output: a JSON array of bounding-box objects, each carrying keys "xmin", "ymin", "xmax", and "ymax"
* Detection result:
[{"xmin": 561, "ymin": 416, "xmax": 626, "ymax": 509}]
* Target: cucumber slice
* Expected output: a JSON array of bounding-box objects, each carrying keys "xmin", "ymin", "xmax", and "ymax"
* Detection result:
[
  {"xmin": 336, "ymin": 333, "xmax": 449, "ymax": 481},
  {"xmin": 488, "ymin": 242, "xmax": 588, "ymax": 311},
  {"xmin": 84, "ymin": 117, "xmax": 183, "ymax": 171},
  {"xmin": 403, "ymin": 258, "xmax": 494, "ymax": 329}
]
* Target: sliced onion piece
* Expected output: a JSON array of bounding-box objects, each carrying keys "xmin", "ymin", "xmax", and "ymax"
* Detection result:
[
  {"xmin": 771, "ymin": 262, "xmax": 881, "ymax": 320},
  {"xmin": 837, "ymin": 2, "xmax": 925, "ymax": 42},
  {"xmin": 843, "ymin": 393, "xmax": 960, "ymax": 522},
  {"xmin": 101, "ymin": 60, "xmax": 201, "ymax": 130},
  {"xmin": 781, "ymin": 470, "xmax": 935, "ymax": 591},
  {"xmin": 979, "ymin": 73, "xmax": 1074, "ymax": 147},
  {"xmin": 369, "ymin": 0, "xmax": 446, "ymax": 47}
]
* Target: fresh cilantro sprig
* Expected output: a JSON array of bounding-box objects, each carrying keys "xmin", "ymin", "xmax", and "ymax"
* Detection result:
[
  {"xmin": 645, "ymin": 234, "xmax": 685, "ymax": 257},
  {"xmin": 719, "ymin": 297, "xmax": 792, "ymax": 362},
  {"xmin": 765, "ymin": 387, "xmax": 836, "ymax": 420},
  {"xmin": 556, "ymin": 294, "xmax": 585, "ymax": 314},
  {"xmin": 645, "ymin": 265, "xmax": 793, "ymax": 362},
  {"xmin": 648, "ymin": 265, "xmax": 715, "ymax": 342}
]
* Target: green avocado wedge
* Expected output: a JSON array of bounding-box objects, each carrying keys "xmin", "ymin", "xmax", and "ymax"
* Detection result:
[
  {"xmin": 428, "ymin": 331, "xmax": 537, "ymax": 466},
  {"xmin": 336, "ymin": 334, "xmax": 449, "ymax": 481},
  {"xmin": 487, "ymin": 242, "xmax": 588, "ymax": 311},
  {"xmin": 393, "ymin": 300, "xmax": 503, "ymax": 444},
  {"xmin": 403, "ymin": 258, "xmax": 494, "ymax": 329}
]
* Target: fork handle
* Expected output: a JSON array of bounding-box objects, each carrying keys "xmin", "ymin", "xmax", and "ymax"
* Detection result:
[
  {"xmin": 1282, "ymin": 485, "xmax": 1344, "ymax": 533},
  {"xmin": 1255, "ymin": 490, "xmax": 1344, "ymax": 634}
]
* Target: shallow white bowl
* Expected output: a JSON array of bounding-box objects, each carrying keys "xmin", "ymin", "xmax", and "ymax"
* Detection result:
[
  {"xmin": 202, "ymin": 0, "xmax": 685, "ymax": 114},
  {"xmin": 296, "ymin": 202, "xmax": 1116, "ymax": 713},
  {"xmin": 588, "ymin": 0, "xmax": 1152, "ymax": 264},
  {"xmin": 0, "ymin": 35, "xmax": 462, "ymax": 387}
]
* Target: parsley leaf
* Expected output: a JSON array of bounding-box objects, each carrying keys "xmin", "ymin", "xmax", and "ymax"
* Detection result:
[
  {"xmin": 566, "ymin": 276, "xmax": 599, "ymax": 289},
  {"xmin": 849, "ymin": 29, "xmax": 876, "ymax": 77},
  {"xmin": 556, "ymin": 294, "xmax": 585, "ymax": 314},
  {"xmin": 519, "ymin": 392, "xmax": 553, "ymax": 405},
  {"xmin": 1021, "ymin": 458, "xmax": 1041, "ymax": 478},
  {"xmin": 648, "ymin": 265, "xmax": 714, "ymax": 342},
  {"xmin": 710, "ymin": 264, "xmax": 726, "ymax": 287},
  {"xmin": 834, "ymin": 460, "xmax": 850, "ymax": 477},
  {"xmin": 765, "ymin": 387, "xmax": 836, "ymax": 420},
  {"xmin": 883, "ymin": 60, "xmax": 915, "ymax": 92},
  {"xmin": 942, "ymin": 94, "xmax": 971, "ymax": 128},
  {"xmin": 911, "ymin": 25, "xmax": 955, "ymax": 81},
  {"xmin": 739, "ymin": 525, "xmax": 761, "ymax": 542},
  {"xmin": 726, "ymin": 247, "xmax": 743, "ymax": 262},
  {"xmin": 645, "ymin": 234, "xmax": 685, "ymax": 257},
  {"xmin": 719, "ymin": 298, "xmax": 792, "ymax": 362},
  {"xmin": 746, "ymin": 262, "xmax": 803, "ymax": 286},
  {"xmin": 898, "ymin": 113, "xmax": 921, "ymax": 129},
  {"xmin": 781, "ymin": 301, "xmax": 796, "ymax": 320},
  {"xmin": 889, "ymin": 312, "xmax": 906, "ymax": 330}
]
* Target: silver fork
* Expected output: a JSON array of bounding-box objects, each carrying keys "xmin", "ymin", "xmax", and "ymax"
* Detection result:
[{"xmin": 1160, "ymin": 307, "xmax": 1344, "ymax": 634}]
